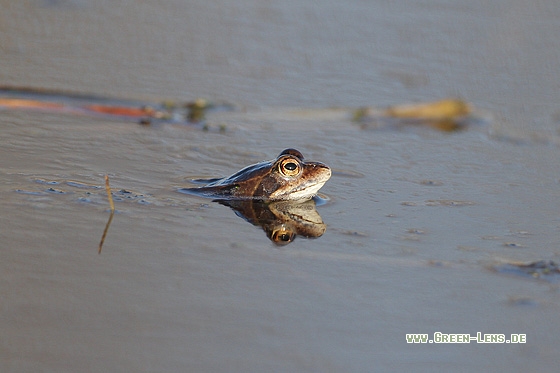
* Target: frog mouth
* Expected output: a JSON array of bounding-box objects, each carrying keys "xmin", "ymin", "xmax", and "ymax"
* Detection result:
[
  {"xmin": 271, "ymin": 166, "xmax": 331, "ymax": 200},
  {"xmin": 284, "ymin": 181, "xmax": 328, "ymax": 200}
]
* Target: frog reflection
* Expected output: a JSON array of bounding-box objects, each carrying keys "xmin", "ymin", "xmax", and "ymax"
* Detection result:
[{"xmin": 217, "ymin": 198, "xmax": 326, "ymax": 245}]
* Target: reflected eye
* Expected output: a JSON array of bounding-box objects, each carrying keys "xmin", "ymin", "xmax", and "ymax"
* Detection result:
[
  {"xmin": 271, "ymin": 229, "xmax": 296, "ymax": 245},
  {"xmin": 279, "ymin": 158, "xmax": 301, "ymax": 177}
]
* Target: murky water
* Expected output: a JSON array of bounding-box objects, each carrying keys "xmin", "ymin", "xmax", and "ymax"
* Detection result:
[{"xmin": 2, "ymin": 1, "xmax": 560, "ymax": 371}]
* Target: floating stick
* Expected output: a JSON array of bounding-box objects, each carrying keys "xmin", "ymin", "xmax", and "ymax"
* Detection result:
[
  {"xmin": 98, "ymin": 175, "xmax": 115, "ymax": 254},
  {"xmin": 353, "ymin": 98, "xmax": 473, "ymax": 132},
  {"xmin": 383, "ymin": 98, "xmax": 471, "ymax": 120}
]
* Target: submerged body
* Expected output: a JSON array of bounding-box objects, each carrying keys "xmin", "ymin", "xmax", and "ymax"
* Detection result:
[{"xmin": 183, "ymin": 149, "xmax": 331, "ymax": 201}]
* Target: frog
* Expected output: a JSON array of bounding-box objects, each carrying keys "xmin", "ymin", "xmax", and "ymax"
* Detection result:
[{"xmin": 180, "ymin": 148, "xmax": 331, "ymax": 201}]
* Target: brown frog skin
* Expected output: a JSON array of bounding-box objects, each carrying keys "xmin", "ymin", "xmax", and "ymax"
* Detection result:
[{"xmin": 183, "ymin": 149, "xmax": 331, "ymax": 201}]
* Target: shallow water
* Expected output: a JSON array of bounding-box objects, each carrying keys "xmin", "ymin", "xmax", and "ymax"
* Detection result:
[{"xmin": 2, "ymin": 1, "xmax": 560, "ymax": 372}]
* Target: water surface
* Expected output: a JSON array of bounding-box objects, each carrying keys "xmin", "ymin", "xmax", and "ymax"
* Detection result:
[{"xmin": 1, "ymin": 1, "xmax": 560, "ymax": 371}]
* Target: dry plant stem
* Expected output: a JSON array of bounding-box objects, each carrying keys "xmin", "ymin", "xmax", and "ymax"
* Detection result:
[
  {"xmin": 98, "ymin": 175, "xmax": 115, "ymax": 254},
  {"xmin": 105, "ymin": 175, "xmax": 115, "ymax": 212}
]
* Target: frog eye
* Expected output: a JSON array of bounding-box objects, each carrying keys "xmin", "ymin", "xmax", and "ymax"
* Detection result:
[{"xmin": 279, "ymin": 158, "xmax": 301, "ymax": 177}]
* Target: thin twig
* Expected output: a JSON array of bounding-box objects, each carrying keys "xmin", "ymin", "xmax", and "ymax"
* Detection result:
[
  {"xmin": 104, "ymin": 174, "xmax": 115, "ymax": 212},
  {"xmin": 98, "ymin": 175, "xmax": 115, "ymax": 254}
]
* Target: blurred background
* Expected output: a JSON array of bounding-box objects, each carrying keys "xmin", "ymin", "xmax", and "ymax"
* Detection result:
[{"xmin": 2, "ymin": 0, "xmax": 560, "ymax": 141}]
